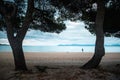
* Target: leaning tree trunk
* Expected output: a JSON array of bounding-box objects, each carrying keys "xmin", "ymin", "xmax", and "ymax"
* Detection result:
[
  {"xmin": 0, "ymin": 0, "xmax": 34, "ymax": 70},
  {"xmin": 82, "ymin": 0, "xmax": 105, "ymax": 69}
]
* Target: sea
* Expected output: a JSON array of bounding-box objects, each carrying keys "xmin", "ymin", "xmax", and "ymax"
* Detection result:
[{"xmin": 0, "ymin": 45, "xmax": 120, "ymax": 52}]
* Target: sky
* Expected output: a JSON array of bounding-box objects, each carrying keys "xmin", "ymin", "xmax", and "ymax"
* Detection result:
[{"xmin": 0, "ymin": 20, "xmax": 120, "ymax": 46}]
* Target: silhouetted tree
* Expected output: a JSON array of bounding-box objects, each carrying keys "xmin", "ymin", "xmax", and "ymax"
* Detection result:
[
  {"xmin": 0, "ymin": 0, "xmax": 34, "ymax": 71},
  {"xmin": 82, "ymin": 0, "xmax": 105, "ymax": 68},
  {"xmin": 50, "ymin": 0, "xmax": 120, "ymax": 68},
  {"xmin": 0, "ymin": 0, "xmax": 66, "ymax": 70}
]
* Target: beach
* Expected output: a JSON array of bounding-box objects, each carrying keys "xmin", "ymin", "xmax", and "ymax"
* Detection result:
[{"xmin": 0, "ymin": 52, "xmax": 120, "ymax": 80}]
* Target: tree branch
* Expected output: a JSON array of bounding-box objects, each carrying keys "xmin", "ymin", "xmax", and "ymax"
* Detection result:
[{"xmin": 16, "ymin": 0, "xmax": 34, "ymax": 41}]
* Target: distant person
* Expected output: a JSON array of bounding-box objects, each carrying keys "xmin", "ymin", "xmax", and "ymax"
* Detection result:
[{"xmin": 82, "ymin": 48, "xmax": 84, "ymax": 52}]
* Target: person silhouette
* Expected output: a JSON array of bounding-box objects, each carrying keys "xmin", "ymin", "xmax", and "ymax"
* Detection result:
[{"xmin": 82, "ymin": 48, "xmax": 84, "ymax": 52}]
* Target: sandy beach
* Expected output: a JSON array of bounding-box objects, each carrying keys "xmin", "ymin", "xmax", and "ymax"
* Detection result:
[{"xmin": 0, "ymin": 52, "xmax": 120, "ymax": 80}]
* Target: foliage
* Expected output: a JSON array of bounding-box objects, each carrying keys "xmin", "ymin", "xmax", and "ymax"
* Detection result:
[
  {"xmin": 0, "ymin": 0, "xmax": 66, "ymax": 33},
  {"xmin": 50, "ymin": 0, "xmax": 120, "ymax": 37}
]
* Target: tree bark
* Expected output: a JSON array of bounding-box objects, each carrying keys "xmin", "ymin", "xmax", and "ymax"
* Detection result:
[{"xmin": 82, "ymin": 0, "xmax": 105, "ymax": 69}]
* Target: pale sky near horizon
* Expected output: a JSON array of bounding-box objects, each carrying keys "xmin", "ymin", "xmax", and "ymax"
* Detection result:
[{"xmin": 0, "ymin": 20, "xmax": 120, "ymax": 46}]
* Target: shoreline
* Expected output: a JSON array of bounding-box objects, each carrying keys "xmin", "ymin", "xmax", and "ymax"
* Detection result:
[
  {"xmin": 0, "ymin": 52, "xmax": 120, "ymax": 53},
  {"xmin": 0, "ymin": 45, "xmax": 120, "ymax": 52}
]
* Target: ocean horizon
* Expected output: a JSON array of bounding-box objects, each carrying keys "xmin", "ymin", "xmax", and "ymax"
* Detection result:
[{"xmin": 0, "ymin": 44, "xmax": 120, "ymax": 52}]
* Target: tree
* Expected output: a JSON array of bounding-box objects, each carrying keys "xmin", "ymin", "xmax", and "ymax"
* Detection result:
[
  {"xmin": 0, "ymin": 0, "xmax": 66, "ymax": 70},
  {"xmin": 82, "ymin": 0, "xmax": 105, "ymax": 68},
  {"xmin": 0, "ymin": 0, "xmax": 34, "ymax": 71},
  {"xmin": 50, "ymin": 0, "xmax": 120, "ymax": 68},
  {"xmin": 82, "ymin": 0, "xmax": 120, "ymax": 68}
]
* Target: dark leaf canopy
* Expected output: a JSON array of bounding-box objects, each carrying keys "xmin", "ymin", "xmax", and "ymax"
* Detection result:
[
  {"xmin": 50, "ymin": 0, "xmax": 120, "ymax": 37},
  {"xmin": 84, "ymin": 0, "xmax": 120, "ymax": 37},
  {"xmin": 0, "ymin": 0, "xmax": 66, "ymax": 33}
]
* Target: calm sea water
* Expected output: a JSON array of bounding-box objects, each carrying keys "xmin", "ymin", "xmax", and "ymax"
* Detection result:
[{"xmin": 0, "ymin": 45, "xmax": 120, "ymax": 52}]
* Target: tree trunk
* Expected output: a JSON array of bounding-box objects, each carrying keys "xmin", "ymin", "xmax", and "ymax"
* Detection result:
[
  {"xmin": 4, "ymin": 17, "xmax": 28, "ymax": 70},
  {"xmin": 82, "ymin": 0, "xmax": 105, "ymax": 69},
  {"xmin": 10, "ymin": 39, "xmax": 27, "ymax": 70}
]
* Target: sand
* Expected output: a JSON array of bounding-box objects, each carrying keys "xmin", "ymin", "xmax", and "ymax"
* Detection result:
[{"xmin": 0, "ymin": 52, "xmax": 120, "ymax": 80}]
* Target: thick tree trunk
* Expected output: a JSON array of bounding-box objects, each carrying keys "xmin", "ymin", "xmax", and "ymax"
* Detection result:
[
  {"xmin": 5, "ymin": 17, "xmax": 27, "ymax": 70},
  {"xmin": 82, "ymin": 0, "xmax": 105, "ymax": 69},
  {"xmin": 10, "ymin": 39, "xmax": 27, "ymax": 70}
]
